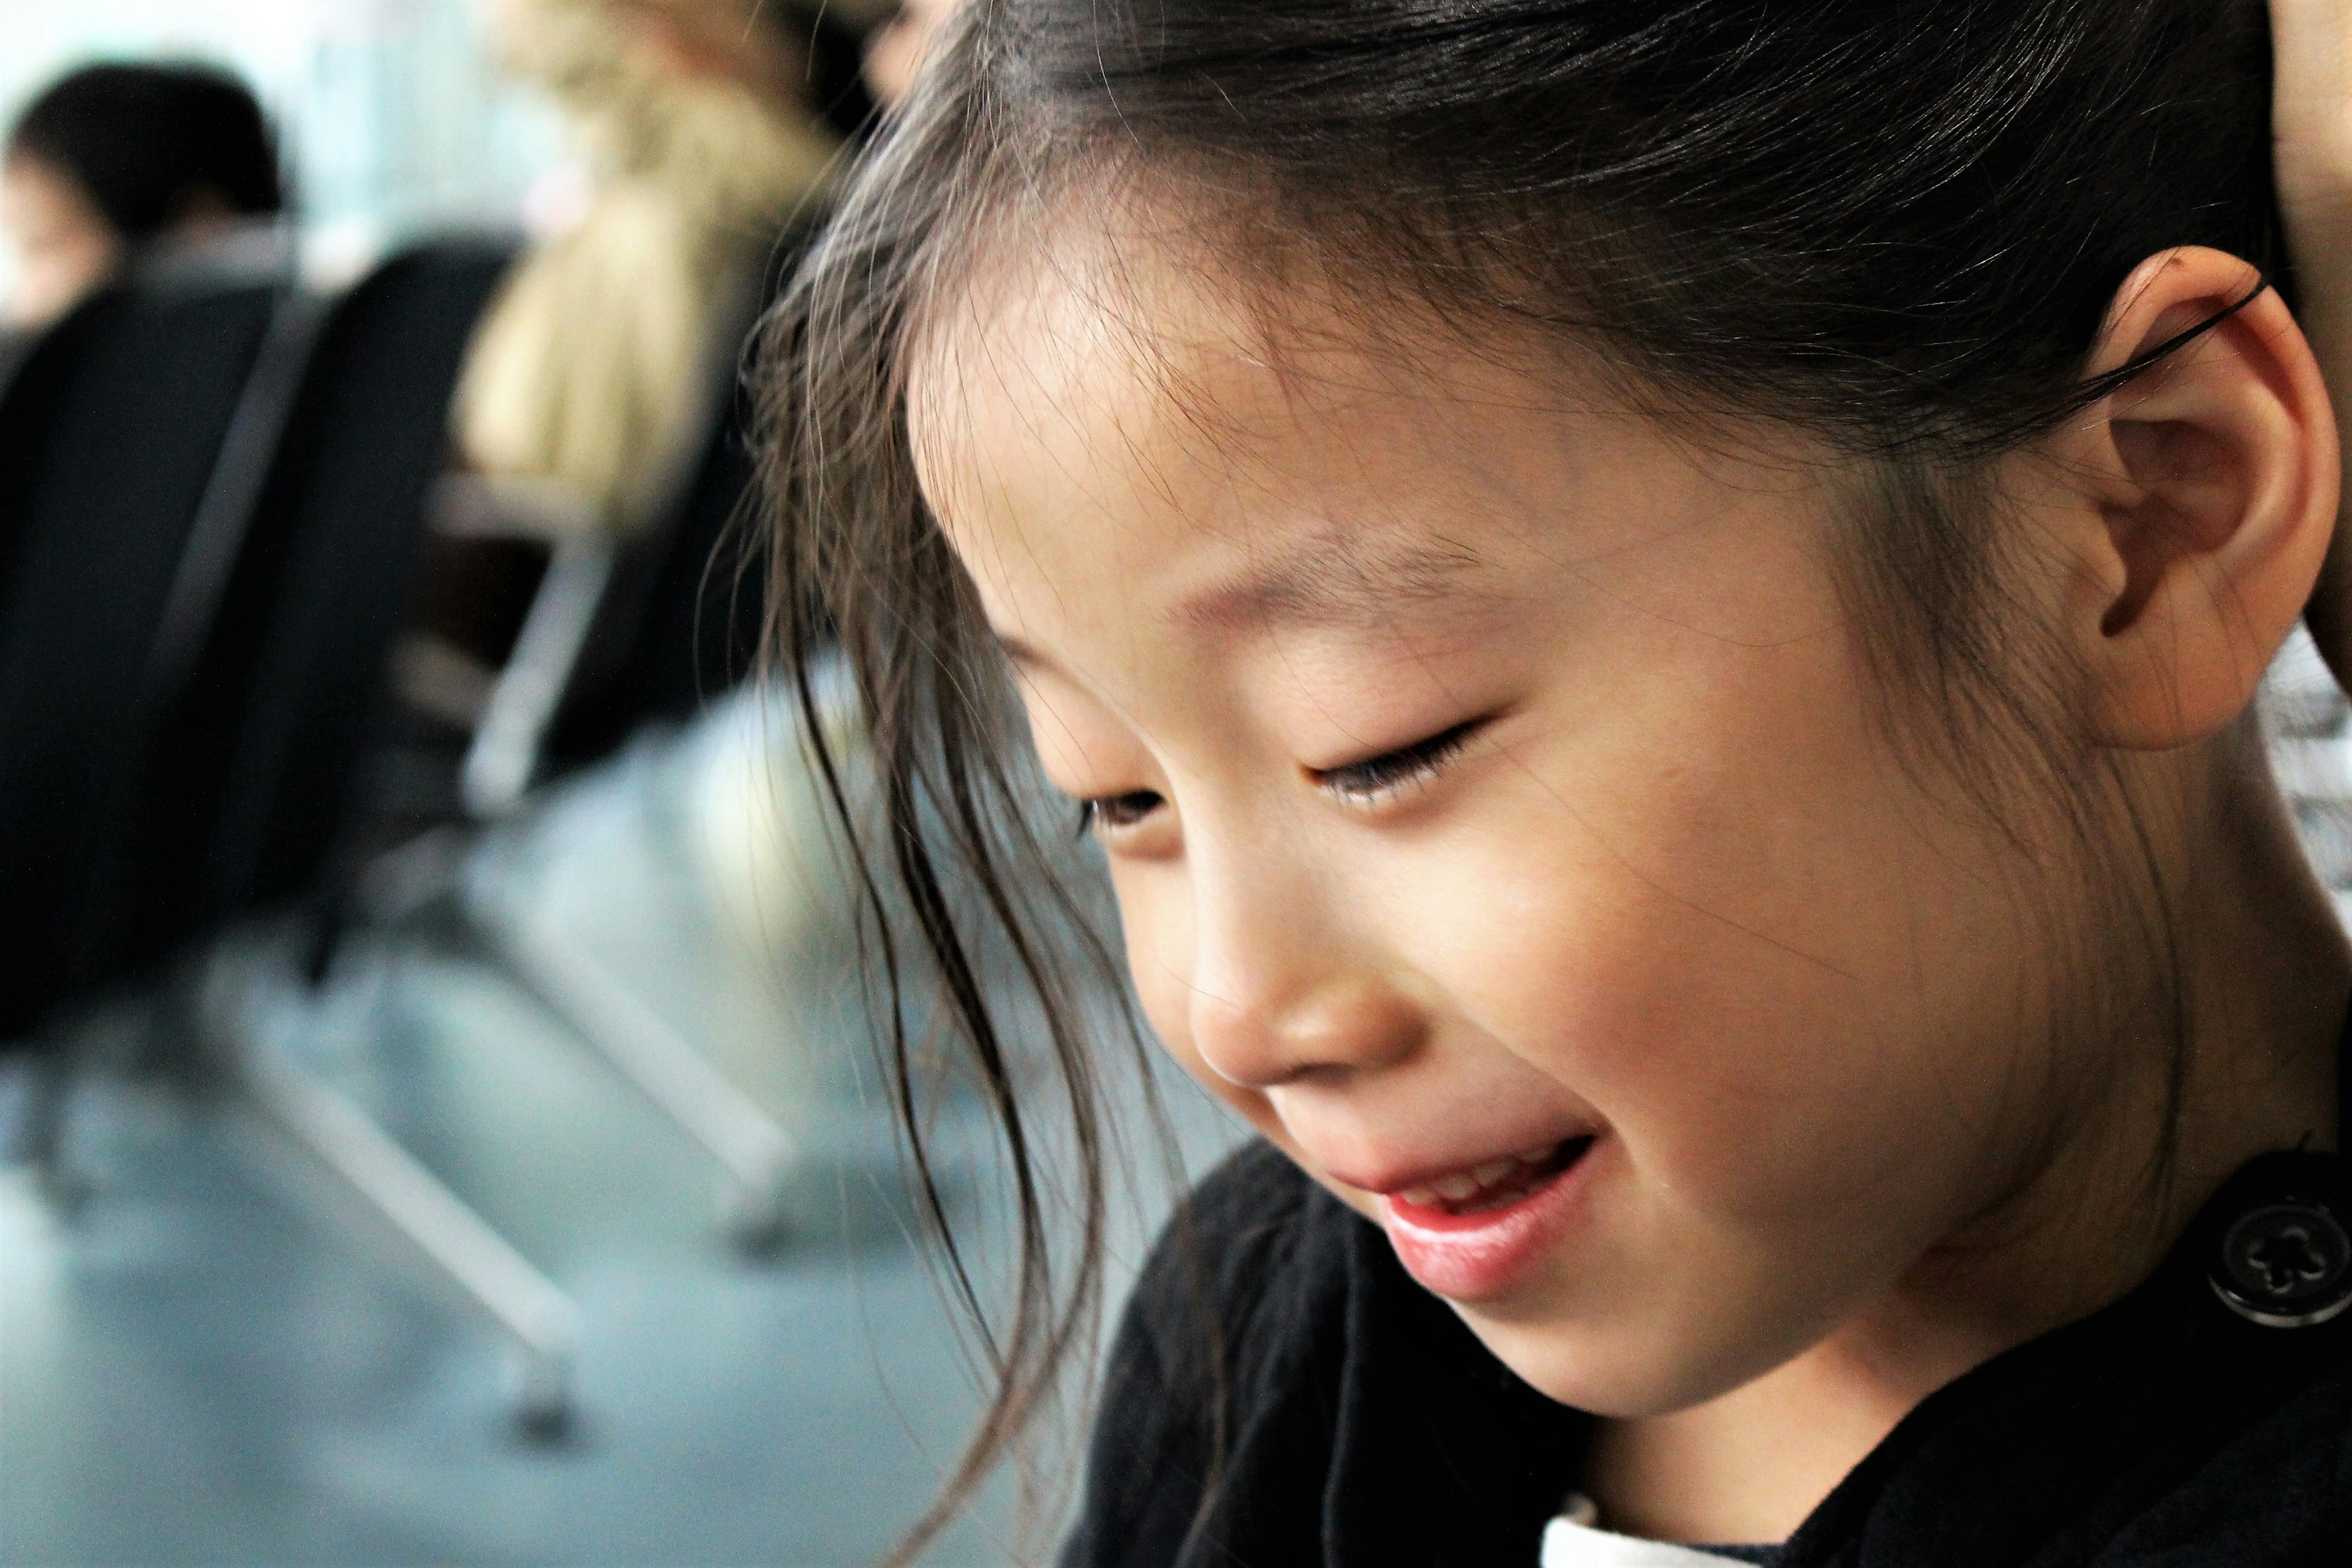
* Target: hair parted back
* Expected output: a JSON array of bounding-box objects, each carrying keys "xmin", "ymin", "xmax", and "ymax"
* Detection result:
[{"xmin": 757, "ymin": 1, "xmax": 2288, "ymax": 1556}]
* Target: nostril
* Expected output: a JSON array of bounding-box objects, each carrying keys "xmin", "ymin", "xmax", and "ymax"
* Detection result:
[{"xmin": 1191, "ymin": 974, "xmax": 1427, "ymax": 1089}]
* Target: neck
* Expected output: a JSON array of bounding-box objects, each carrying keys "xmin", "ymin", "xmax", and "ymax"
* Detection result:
[{"xmin": 1587, "ymin": 741, "xmax": 2350, "ymax": 1544}]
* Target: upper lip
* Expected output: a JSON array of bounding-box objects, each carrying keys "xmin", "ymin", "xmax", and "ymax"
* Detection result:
[{"xmin": 1322, "ymin": 1127, "xmax": 1596, "ymax": 1198}]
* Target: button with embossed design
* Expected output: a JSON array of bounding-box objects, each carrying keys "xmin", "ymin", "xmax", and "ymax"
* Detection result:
[{"xmin": 2211, "ymin": 1200, "xmax": 2352, "ymax": 1328}]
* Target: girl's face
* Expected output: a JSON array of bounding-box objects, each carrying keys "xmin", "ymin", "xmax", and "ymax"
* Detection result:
[{"xmin": 913, "ymin": 235, "xmax": 2120, "ymax": 1416}]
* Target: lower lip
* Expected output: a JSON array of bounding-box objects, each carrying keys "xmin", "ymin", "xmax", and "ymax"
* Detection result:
[{"xmin": 1381, "ymin": 1139, "xmax": 1597, "ymax": 1302}]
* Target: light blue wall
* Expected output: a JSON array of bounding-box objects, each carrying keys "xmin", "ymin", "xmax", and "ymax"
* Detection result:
[{"xmin": 0, "ymin": 0, "xmax": 564, "ymax": 301}]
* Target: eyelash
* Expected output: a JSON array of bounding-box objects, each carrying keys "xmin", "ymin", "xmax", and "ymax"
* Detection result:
[
  {"xmin": 1074, "ymin": 791, "xmax": 1163, "ymax": 838},
  {"xmin": 1074, "ymin": 720, "xmax": 1486, "ymax": 838},
  {"xmin": 1313, "ymin": 718, "xmax": 1484, "ymax": 805}
]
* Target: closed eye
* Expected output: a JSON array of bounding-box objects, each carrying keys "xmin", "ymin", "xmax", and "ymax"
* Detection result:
[
  {"xmin": 1312, "ymin": 718, "xmax": 1486, "ymax": 806},
  {"xmin": 1076, "ymin": 718, "xmax": 1488, "ymax": 837}
]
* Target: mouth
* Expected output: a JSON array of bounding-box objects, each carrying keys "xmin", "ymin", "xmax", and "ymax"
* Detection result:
[
  {"xmin": 1377, "ymin": 1135, "xmax": 1597, "ymax": 1301},
  {"xmin": 1390, "ymin": 1137, "xmax": 1590, "ymax": 1217}
]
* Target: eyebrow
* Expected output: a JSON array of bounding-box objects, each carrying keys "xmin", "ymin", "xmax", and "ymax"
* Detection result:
[
  {"xmin": 1170, "ymin": 534, "xmax": 1493, "ymax": 633},
  {"xmin": 991, "ymin": 533, "xmax": 1500, "ymax": 678}
]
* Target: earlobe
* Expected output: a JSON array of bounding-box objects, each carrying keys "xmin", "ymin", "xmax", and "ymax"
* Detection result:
[{"xmin": 2066, "ymin": 247, "xmax": 2340, "ymax": 750}]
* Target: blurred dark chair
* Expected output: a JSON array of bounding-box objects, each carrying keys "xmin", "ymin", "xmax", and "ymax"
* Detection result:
[
  {"xmin": 0, "ymin": 272, "xmax": 294, "ymax": 1038},
  {"xmin": 126, "ymin": 239, "xmax": 520, "ymax": 956},
  {"xmin": 377, "ymin": 233, "xmax": 809, "ymax": 1255},
  {"xmin": 453, "ymin": 255, "xmax": 782, "ymax": 820},
  {"xmin": 542, "ymin": 356, "xmax": 769, "ymax": 775},
  {"xmin": 0, "ymin": 238, "xmax": 583, "ymax": 1436}
]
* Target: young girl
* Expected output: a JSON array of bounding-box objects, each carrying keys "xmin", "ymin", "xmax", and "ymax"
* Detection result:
[{"xmin": 768, "ymin": 1, "xmax": 2352, "ymax": 1562}]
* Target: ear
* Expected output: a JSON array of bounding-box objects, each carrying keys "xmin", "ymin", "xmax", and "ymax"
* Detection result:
[{"xmin": 2049, "ymin": 246, "xmax": 2339, "ymax": 749}]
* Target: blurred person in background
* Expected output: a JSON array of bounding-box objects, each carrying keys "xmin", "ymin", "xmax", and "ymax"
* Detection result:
[
  {"xmin": 450, "ymin": 0, "xmax": 856, "ymax": 541},
  {"xmin": 1, "ymin": 62, "xmax": 285, "ymax": 333}
]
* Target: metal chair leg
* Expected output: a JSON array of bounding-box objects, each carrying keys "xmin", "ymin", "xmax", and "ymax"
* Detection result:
[
  {"xmin": 15, "ymin": 1047, "xmax": 91, "ymax": 1215},
  {"xmin": 215, "ymin": 947, "xmax": 585, "ymax": 1441},
  {"xmin": 234, "ymin": 1033, "xmax": 583, "ymax": 1439},
  {"xmin": 467, "ymin": 894, "xmax": 798, "ymax": 1253}
]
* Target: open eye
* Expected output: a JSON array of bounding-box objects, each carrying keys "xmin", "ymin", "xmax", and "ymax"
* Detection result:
[
  {"xmin": 1312, "ymin": 718, "xmax": 1485, "ymax": 806},
  {"xmin": 1076, "ymin": 790, "xmax": 1165, "ymax": 839}
]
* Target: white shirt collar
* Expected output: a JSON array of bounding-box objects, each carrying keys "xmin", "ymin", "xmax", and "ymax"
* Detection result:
[{"xmin": 1539, "ymin": 1496, "xmax": 1748, "ymax": 1568}]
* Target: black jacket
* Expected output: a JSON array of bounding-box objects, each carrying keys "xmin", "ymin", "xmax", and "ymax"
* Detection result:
[{"xmin": 1061, "ymin": 1133, "xmax": 2352, "ymax": 1567}]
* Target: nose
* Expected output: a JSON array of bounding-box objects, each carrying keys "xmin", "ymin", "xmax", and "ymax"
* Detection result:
[{"xmin": 1182, "ymin": 843, "xmax": 1427, "ymax": 1091}]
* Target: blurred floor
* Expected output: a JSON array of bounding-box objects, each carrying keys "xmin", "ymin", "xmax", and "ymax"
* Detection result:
[{"xmin": 1, "ymin": 696, "xmax": 1240, "ymax": 1568}]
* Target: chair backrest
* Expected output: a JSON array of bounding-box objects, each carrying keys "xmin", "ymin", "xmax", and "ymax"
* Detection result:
[
  {"xmin": 534, "ymin": 225, "xmax": 820, "ymax": 777},
  {"xmin": 116, "ymin": 236, "xmax": 516, "ymax": 964},
  {"xmin": 537, "ymin": 354, "xmax": 767, "ymax": 771},
  {"xmin": 0, "ymin": 277, "xmax": 290, "ymax": 1036}
]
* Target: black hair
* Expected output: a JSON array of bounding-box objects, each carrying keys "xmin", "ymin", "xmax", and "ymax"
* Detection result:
[
  {"xmin": 7, "ymin": 62, "xmax": 284, "ymax": 244},
  {"xmin": 758, "ymin": 1, "xmax": 2290, "ymax": 1558}
]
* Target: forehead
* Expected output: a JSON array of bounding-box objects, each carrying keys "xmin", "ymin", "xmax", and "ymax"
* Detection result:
[{"xmin": 905, "ymin": 203, "xmax": 1821, "ymax": 665}]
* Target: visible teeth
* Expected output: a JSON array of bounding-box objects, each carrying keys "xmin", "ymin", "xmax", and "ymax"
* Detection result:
[
  {"xmin": 1469, "ymin": 1158, "xmax": 1518, "ymax": 1188},
  {"xmin": 1395, "ymin": 1140, "xmax": 1589, "ymax": 1210}
]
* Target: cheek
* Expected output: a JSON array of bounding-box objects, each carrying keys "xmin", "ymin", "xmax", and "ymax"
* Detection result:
[
  {"xmin": 1461, "ymin": 848, "xmax": 1975, "ymax": 1223},
  {"xmin": 1411, "ymin": 649, "xmax": 2044, "ymax": 1234}
]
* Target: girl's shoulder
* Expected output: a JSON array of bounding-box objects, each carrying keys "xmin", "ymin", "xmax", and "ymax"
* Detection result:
[
  {"xmin": 1058, "ymin": 1140, "xmax": 1356, "ymax": 1567},
  {"xmin": 1105, "ymin": 1139, "xmax": 1363, "ymax": 1427}
]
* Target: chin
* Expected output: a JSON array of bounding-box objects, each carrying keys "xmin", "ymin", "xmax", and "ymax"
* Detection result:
[{"xmin": 1454, "ymin": 1297, "xmax": 1806, "ymax": 1419}]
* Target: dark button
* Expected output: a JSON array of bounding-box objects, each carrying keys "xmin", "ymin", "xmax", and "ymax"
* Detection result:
[{"xmin": 2210, "ymin": 1200, "xmax": 2352, "ymax": 1328}]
